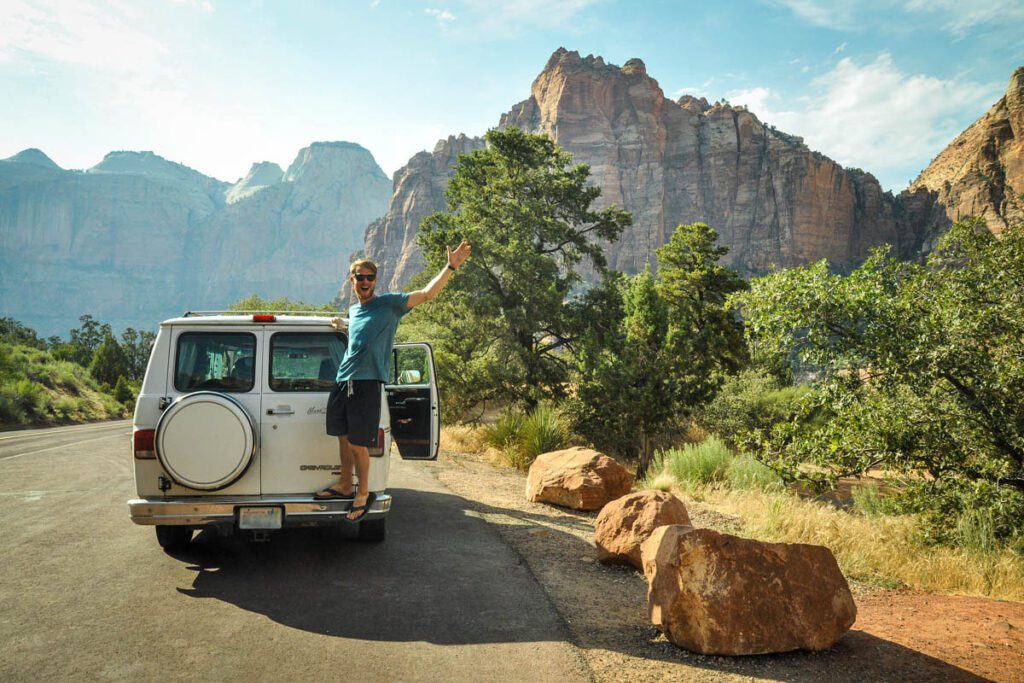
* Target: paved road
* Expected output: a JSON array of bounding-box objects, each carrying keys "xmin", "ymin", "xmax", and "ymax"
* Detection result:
[{"xmin": 0, "ymin": 422, "xmax": 590, "ymax": 682}]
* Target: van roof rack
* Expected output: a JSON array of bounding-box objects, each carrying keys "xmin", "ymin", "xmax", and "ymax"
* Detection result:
[{"xmin": 182, "ymin": 310, "xmax": 342, "ymax": 317}]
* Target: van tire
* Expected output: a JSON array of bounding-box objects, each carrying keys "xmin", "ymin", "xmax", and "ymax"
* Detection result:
[
  {"xmin": 155, "ymin": 525, "xmax": 193, "ymax": 550},
  {"xmin": 357, "ymin": 517, "xmax": 386, "ymax": 542}
]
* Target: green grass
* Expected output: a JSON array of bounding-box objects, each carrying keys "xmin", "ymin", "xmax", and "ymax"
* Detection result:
[
  {"xmin": 484, "ymin": 404, "xmax": 570, "ymax": 471},
  {"xmin": 644, "ymin": 437, "xmax": 780, "ymax": 494}
]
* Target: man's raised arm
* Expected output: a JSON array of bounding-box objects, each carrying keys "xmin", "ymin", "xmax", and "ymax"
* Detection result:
[{"xmin": 406, "ymin": 241, "xmax": 471, "ymax": 309}]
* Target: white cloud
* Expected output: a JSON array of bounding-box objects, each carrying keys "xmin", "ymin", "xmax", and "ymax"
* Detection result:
[
  {"xmin": 833, "ymin": 41, "xmax": 848, "ymax": 54},
  {"xmin": 425, "ymin": 7, "xmax": 456, "ymax": 26},
  {"xmin": 0, "ymin": 0, "xmax": 171, "ymax": 76},
  {"xmin": 726, "ymin": 53, "xmax": 1000, "ymax": 190},
  {"xmin": 904, "ymin": 0, "xmax": 1024, "ymax": 35},
  {"xmin": 170, "ymin": 0, "xmax": 214, "ymax": 12},
  {"xmin": 765, "ymin": 0, "xmax": 857, "ymax": 30}
]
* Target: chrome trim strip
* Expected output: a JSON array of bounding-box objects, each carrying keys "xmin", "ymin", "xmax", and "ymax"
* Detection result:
[{"xmin": 128, "ymin": 493, "xmax": 392, "ymax": 526}]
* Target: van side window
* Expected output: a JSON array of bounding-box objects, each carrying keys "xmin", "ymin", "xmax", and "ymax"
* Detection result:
[
  {"xmin": 175, "ymin": 332, "xmax": 256, "ymax": 392},
  {"xmin": 269, "ymin": 332, "xmax": 346, "ymax": 392}
]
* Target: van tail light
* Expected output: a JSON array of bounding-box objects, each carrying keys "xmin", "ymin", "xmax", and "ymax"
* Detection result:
[
  {"xmin": 369, "ymin": 428, "xmax": 386, "ymax": 457},
  {"xmin": 252, "ymin": 314, "xmax": 276, "ymax": 322},
  {"xmin": 134, "ymin": 429, "xmax": 156, "ymax": 459}
]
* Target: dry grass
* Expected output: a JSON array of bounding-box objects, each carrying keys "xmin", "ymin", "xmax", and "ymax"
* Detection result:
[
  {"xmin": 440, "ymin": 424, "xmax": 489, "ymax": 454},
  {"xmin": 667, "ymin": 485, "xmax": 1024, "ymax": 602}
]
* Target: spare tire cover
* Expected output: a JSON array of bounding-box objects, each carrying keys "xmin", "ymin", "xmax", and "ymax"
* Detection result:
[{"xmin": 156, "ymin": 391, "xmax": 255, "ymax": 491}]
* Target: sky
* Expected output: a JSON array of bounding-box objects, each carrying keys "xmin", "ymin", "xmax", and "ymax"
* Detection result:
[{"xmin": 1, "ymin": 0, "xmax": 1022, "ymax": 192}]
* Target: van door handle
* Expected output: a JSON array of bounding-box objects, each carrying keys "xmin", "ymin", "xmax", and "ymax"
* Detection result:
[{"xmin": 267, "ymin": 406, "xmax": 294, "ymax": 415}]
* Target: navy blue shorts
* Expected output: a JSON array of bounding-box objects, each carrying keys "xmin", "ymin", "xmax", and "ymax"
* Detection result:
[{"xmin": 326, "ymin": 380, "xmax": 382, "ymax": 447}]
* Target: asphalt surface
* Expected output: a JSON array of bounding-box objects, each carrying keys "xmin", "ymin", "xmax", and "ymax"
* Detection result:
[{"xmin": 0, "ymin": 421, "xmax": 590, "ymax": 682}]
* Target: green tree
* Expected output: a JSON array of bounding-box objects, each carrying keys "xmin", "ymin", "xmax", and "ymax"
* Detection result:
[
  {"xmin": 53, "ymin": 314, "xmax": 112, "ymax": 367},
  {"xmin": 0, "ymin": 317, "xmax": 45, "ymax": 349},
  {"xmin": 112, "ymin": 375, "xmax": 135, "ymax": 406},
  {"xmin": 120, "ymin": 328, "xmax": 156, "ymax": 381},
  {"xmin": 567, "ymin": 269, "xmax": 679, "ymax": 472},
  {"xmin": 656, "ymin": 222, "xmax": 749, "ymax": 405},
  {"xmin": 88, "ymin": 333, "xmax": 130, "ymax": 388},
  {"xmin": 228, "ymin": 295, "xmax": 334, "ymax": 313},
  {"xmin": 416, "ymin": 126, "xmax": 632, "ymax": 410},
  {"xmin": 733, "ymin": 219, "xmax": 1024, "ymax": 547}
]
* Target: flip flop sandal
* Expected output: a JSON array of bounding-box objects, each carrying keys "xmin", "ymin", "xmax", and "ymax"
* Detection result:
[
  {"xmin": 314, "ymin": 486, "xmax": 356, "ymax": 500},
  {"xmin": 345, "ymin": 492, "xmax": 378, "ymax": 523}
]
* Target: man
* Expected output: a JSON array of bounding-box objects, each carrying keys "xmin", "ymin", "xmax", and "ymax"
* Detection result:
[{"xmin": 316, "ymin": 241, "xmax": 471, "ymax": 522}]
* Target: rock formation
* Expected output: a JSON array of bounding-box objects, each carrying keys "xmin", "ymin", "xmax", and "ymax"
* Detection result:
[
  {"xmin": 359, "ymin": 134, "xmax": 485, "ymax": 293},
  {"xmin": 903, "ymin": 66, "xmax": 1024, "ymax": 251},
  {"xmin": 0, "ymin": 143, "xmax": 391, "ymax": 335},
  {"xmin": 594, "ymin": 490, "xmax": 690, "ymax": 568},
  {"xmin": 640, "ymin": 525, "xmax": 857, "ymax": 655},
  {"xmin": 356, "ymin": 49, "xmax": 912, "ymax": 295},
  {"xmin": 525, "ymin": 446, "xmax": 633, "ymax": 510}
]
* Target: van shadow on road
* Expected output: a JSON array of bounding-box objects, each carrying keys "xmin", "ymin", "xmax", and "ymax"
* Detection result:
[
  {"xmin": 173, "ymin": 487, "xmax": 573, "ymax": 647},
  {"xmin": 172, "ymin": 486, "xmax": 987, "ymax": 682}
]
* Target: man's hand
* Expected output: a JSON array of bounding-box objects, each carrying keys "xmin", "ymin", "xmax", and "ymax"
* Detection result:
[
  {"xmin": 329, "ymin": 317, "xmax": 347, "ymax": 332},
  {"xmin": 407, "ymin": 241, "xmax": 472, "ymax": 309},
  {"xmin": 448, "ymin": 241, "xmax": 472, "ymax": 270}
]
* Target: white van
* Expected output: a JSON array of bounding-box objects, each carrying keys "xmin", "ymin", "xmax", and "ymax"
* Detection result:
[{"xmin": 127, "ymin": 312, "xmax": 440, "ymax": 549}]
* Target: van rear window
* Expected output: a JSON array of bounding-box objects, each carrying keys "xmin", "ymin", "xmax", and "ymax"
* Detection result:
[
  {"xmin": 269, "ymin": 332, "xmax": 346, "ymax": 392},
  {"xmin": 174, "ymin": 332, "xmax": 256, "ymax": 392}
]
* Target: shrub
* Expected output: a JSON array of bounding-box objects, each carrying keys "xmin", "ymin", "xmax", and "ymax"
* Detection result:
[
  {"xmin": 113, "ymin": 375, "xmax": 134, "ymax": 404},
  {"xmin": 12, "ymin": 379, "xmax": 47, "ymax": 418},
  {"xmin": 0, "ymin": 384, "xmax": 27, "ymax": 423},
  {"xmin": 852, "ymin": 484, "xmax": 897, "ymax": 517},
  {"xmin": 698, "ymin": 368, "xmax": 809, "ymax": 448},
  {"xmin": 484, "ymin": 405, "xmax": 570, "ymax": 471},
  {"xmin": 652, "ymin": 437, "xmax": 732, "ymax": 490},
  {"xmin": 725, "ymin": 453, "xmax": 783, "ymax": 491},
  {"xmin": 53, "ymin": 396, "xmax": 81, "ymax": 420}
]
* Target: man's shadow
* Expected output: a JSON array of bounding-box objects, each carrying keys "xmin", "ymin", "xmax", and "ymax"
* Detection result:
[{"xmin": 171, "ymin": 487, "xmax": 987, "ymax": 682}]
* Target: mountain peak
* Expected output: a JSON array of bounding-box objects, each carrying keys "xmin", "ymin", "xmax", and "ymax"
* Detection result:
[
  {"xmin": 1007, "ymin": 65, "xmax": 1024, "ymax": 112},
  {"xmin": 225, "ymin": 161, "xmax": 284, "ymax": 204},
  {"xmin": 4, "ymin": 148, "xmax": 61, "ymax": 169},
  {"xmin": 284, "ymin": 141, "xmax": 388, "ymax": 184}
]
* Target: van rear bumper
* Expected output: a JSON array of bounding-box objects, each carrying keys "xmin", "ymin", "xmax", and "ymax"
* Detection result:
[{"xmin": 127, "ymin": 493, "xmax": 391, "ymax": 526}]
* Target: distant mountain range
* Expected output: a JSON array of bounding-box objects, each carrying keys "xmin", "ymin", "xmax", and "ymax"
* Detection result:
[
  {"xmin": 1, "ymin": 50, "xmax": 1021, "ymax": 337},
  {"xmin": 0, "ymin": 142, "xmax": 390, "ymax": 335}
]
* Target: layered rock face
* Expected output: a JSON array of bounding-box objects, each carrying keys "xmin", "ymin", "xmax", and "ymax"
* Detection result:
[
  {"xmin": 904, "ymin": 66, "xmax": 1024, "ymax": 251},
  {"xmin": 357, "ymin": 49, "xmax": 911, "ymax": 294},
  {"xmin": 0, "ymin": 143, "xmax": 390, "ymax": 335},
  {"xmin": 360, "ymin": 134, "xmax": 484, "ymax": 293}
]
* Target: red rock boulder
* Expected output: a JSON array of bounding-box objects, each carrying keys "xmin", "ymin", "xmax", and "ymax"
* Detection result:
[
  {"xmin": 640, "ymin": 525, "xmax": 857, "ymax": 655},
  {"xmin": 525, "ymin": 447, "xmax": 633, "ymax": 510},
  {"xmin": 594, "ymin": 490, "xmax": 691, "ymax": 568}
]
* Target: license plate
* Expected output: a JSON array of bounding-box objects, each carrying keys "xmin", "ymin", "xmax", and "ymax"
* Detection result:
[{"xmin": 238, "ymin": 506, "xmax": 282, "ymax": 530}]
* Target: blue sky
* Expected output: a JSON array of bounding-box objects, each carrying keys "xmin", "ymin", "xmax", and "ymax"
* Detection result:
[{"xmin": 2, "ymin": 1, "xmax": 1022, "ymax": 192}]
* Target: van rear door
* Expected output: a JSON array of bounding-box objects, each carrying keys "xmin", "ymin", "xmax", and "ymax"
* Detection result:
[{"xmin": 386, "ymin": 343, "xmax": 440, "ymax": 460}]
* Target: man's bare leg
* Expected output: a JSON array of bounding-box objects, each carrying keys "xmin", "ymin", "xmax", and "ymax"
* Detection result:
[
  {"xmin": 315, "ymin": 437, "xmax": 355, "ymax": 498},
  {"xmin": 347, "ymin": 443, "xmax": 371, "ymax": 520}
]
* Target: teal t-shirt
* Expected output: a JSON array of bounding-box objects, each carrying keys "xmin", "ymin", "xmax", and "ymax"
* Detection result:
[{"xmin": 336, "ymin": 292, "xmax": 411, "ymax": 382}]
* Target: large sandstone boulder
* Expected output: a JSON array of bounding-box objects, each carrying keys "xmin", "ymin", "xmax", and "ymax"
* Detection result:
[
  {"xmin": 640, "ymin": 525, "xmax": 856, "ymax": 655},
  {"xmin": 594, "ymin": 490, "xmax": 691, "ymax": 568},
  {"xmin": 525, "ymin": 447, "xmax": 633, "ymax": 510}
]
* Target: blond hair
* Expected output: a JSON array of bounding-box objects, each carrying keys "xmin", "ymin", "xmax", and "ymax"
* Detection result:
[{"xmin": 349, "ymin": 259, "xmax": 378, "ymax": 276}]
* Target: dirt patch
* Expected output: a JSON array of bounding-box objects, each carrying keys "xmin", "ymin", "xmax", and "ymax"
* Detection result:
[{"xmin": 425, "ymin": 448, "xmax": 1024, "ymax": 682}]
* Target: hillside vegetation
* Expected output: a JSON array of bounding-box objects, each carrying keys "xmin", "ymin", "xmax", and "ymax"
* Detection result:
[{"xmin": 0, "ymin": 316, "xmax": 150, "ymax": 429}]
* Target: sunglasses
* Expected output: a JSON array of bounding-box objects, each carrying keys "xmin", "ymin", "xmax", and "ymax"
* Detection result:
[{"xmin": 352, "ymin": 273, "xmax": 376, "ymax": 282}]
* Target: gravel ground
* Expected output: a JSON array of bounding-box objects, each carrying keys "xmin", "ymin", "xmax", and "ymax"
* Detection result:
[{"xmin": 424, "ymin": 448, "xmax": 1024, "ymax": 683}]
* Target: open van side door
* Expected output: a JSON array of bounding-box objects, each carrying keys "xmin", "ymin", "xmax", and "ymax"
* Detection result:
[{"xmin": 386, "ymin": 343, "xmax": 440, "ymax": 460}]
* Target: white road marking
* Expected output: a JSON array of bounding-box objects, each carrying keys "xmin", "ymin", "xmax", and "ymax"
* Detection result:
[
  {"xmin": 0, "ymin": 420, "xmax": 130, "ymax": 442},
  {"xmin": 0, "ymin": 433, "xmax": 126, "ymax": 461}
]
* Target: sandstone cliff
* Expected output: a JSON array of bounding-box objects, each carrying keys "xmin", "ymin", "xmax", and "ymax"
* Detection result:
[
  {"xmin": 356, "ymin": 49, "xmax": 910, "ymax": 295},
  {"xmin": 0, "ymin": 143, "xmax": 390, "ymax": 335},
  {"xmin": 903, "ymin": 66, "xmax": 1024, "ymax": 250}
]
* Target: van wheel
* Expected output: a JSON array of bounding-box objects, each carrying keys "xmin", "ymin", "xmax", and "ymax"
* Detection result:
[
  {"xmin": 357, "ymin": 517, "xmax": 386, "ymax": 542},
  {"xmin": 155, "ymin": 525, "xmax": 193, "ymax": 550}
]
